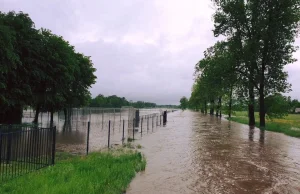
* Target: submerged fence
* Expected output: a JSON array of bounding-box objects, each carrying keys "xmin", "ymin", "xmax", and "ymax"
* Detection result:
[
  {"xmin": 87, "ymin": 111, "xmax": 169, "ymax": 154},
  {"xmin": 0, "ymin": 125, "xmax": 56, "ymax": 181},
  {"xmin": 21, "ymin": 107, "xmax": 176, "ymax": 153}
]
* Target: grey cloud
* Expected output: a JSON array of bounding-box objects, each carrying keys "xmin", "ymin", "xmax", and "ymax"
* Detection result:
[
  {"xmin": 75, "ymin": 39, "xmax": 198, "ymax": 104},
  {"xmin": 1, "ymin": 0, "xmax": 300, "ymax": 105}
]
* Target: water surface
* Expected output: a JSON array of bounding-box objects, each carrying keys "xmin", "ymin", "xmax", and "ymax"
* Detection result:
[{"xmin": 127, "ymin": 111, "xmax": 300, "ymax": 194}]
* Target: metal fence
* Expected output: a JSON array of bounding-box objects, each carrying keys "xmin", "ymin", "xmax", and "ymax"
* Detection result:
[
  {"xmin": 0, "ymin": 125, "xmax": 56, "ymax": 181},
  {"xmin": 21, "ymin": 108, "xmax": 176, "ymax": 153},
  {"xmin": 86, "ymin": 112, "xmax": 167, "ymax": 154}
]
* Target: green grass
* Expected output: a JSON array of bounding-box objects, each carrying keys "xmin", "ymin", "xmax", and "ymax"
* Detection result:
[
  {"xmin": 228, "ymin": 111, "xmax": 300, "ymax": 137},
  {"xmin": 0, "ymin": 151, "xmax": 146, "ymax": 194}
]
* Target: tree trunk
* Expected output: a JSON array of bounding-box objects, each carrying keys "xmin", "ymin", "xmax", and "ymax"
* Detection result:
[
  {"xmin": 64, "ymin": 108, "xmax": 67, "ymax": 121},
  {"xmin": 259, "ymin": 68, "xmax": 266, "ymax": 127},
  {"xmin": 210, "ymin": 100, "xmax": 215, "ymax": 115},
  {"xmin": 204, "ymin": 101, "xmax": 207, "ymax": 114},
  {"xmin": 248, "ymin": 85, "xmax": 255, "ymax": 126},
  {"xmin": 228, "ymin": 85, "xmax": 233, "ymax": 118},
  {"xmin": 33, "ymin": 104, "xmax": 41, "ymax": 123},
  {"xmin": 50, "ymin": 109, "xmax": 54, "ymax": 127},
  {"xmin": 219, "ymin": 97, "xmax": 222, "ymax": 118}
]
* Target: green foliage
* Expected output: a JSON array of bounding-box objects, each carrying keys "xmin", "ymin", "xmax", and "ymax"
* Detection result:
[
  {"xmin": 179, "ymin": 96, "xmax": 188, "ymax": 110},
  {"xmin": 0, "ymin": 11, "xmax": 96, "ymax": 124},
  {"xmin": 211, "ymin": 0, "xmax": 300, "ymax": 127},
  {"xmin": 189, "ymin": 41, "xmax": 238, "ymax": 114},
  {"xmin": 265, "ymin": 94, "xmax": 290, "ymax": 119},
  {"xmin": 287, "ymin": 97, "xmax": 300, "ymax": 113},
  {"xmin": 0, "ymin": 151, "xmax": 146, "ymax": 194},
  {"xmin": 190, "ymin": 0, "xmax": 300, "ymax": 127}
]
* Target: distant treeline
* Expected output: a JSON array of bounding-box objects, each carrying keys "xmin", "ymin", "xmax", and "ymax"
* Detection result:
[
  {"xmin": 182, "ymin": 95, "xmax": 300, "ymax": 116},
  {"xmin": 89, "ymin": 94, "xmax": 178, "ymax": 109}
]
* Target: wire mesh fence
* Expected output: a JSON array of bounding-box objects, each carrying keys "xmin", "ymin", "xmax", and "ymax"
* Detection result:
[{"xmin": 21, "ymin": 107, "xmax": 175, "ymax": 154}]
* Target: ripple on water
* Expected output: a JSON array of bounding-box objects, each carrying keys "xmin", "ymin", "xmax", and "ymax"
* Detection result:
[{"xmin": 127, "ymin": 111, "xmax": 300, "ymax": 194}]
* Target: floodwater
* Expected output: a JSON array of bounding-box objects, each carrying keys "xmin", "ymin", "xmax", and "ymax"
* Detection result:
[
  {"xmin": 22, "ymin": 108, "xmax": 164, "ymax": 153},
  {"xmin": 127, "ymin": 110, "xmax": 300, "ymax": 194}
]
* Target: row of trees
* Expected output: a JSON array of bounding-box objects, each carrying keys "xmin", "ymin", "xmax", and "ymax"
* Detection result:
[
  {"xmin": 89, "ymin": 94, "xmax": 157, "ymax": 108},
  {"xmin": 0, "ymin": 11, "xmax": 97, "ymax": 124},
  {"xmin": 189, "ymin": 0, "xmax": 300, "ymax": 127}
]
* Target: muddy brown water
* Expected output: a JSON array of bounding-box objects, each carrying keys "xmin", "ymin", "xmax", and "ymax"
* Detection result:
[
  {"xmin": 127, "ymin": 110, "xmax": 300, "ymax": 194},
  {"xmin": 22, "ymin": 108, "xmax": 164, "ymax": 153}
]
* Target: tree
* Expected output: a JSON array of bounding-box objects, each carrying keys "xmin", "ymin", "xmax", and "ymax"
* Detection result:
[
  {"xmin": 179, "ymin": 97, "xmax": 188, "ymax": 110},
  {"xmin": 265, "ymin": 94, "xmax": 290, "ymax": 119},
  {"xmin": 0, "ymin": 11, "xmax": 40, "ymax": 124},
  {"xmin": 212, "ymin": 0, "xmax": 300, "ymax": 127},
  {"xmin": 0, "ymin": 11, "xmax": 97, "ymax": 124},
  {"xmin": 192, "ymin": 41, "xmax": 238, "ymax": 117},
  {"xmin": 89, "ymin": 95, "xmax": 157, "ymax": 108}
]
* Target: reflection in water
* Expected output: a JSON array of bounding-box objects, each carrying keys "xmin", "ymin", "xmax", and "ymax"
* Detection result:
[
  {"xmin": 128, "ymin": 111, "xmax": 300, "ymax": 194},
  {"xmin": 259, "ymin": 129, "xmax": 265, "ymax": 144},
  {"xmin": 22, "ymin": 109, "xmax": 164, "ymax": 153},
  {"xmin": 249, "ymin": 126, "xmax": 254, "ymax": 141},
  {"xmin": 57, "ymin": 121, "xmax": 85, "ymax": 144}
]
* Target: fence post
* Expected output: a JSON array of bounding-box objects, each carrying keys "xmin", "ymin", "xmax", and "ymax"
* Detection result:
[
  {"xmin": 132, "ymin": 118, "xmax": 135, "ymax": 140},
  {"xmin": 122, "ymin": 120, "xmax": 125, "ymax": 144},
  {"xmin": 102, "ymin": 109, "xmax": 104, "ymax": 130},
  {"xmin": 160, "ymin": 115, "xmax": 162, "ymax": 126},
  {"xmin": 108, "ymin": 120, "xmax": 111, "ymax": 148},
  {"xmin": 51, "ymin": 126, "xmax": 56, "ymax": 165},
  {"xmin": 147, "ymin": 116, "xmax": 149, "ymax": 133},
  {"xmin": 163, "ymin": 111, "xmax": 167, "ymax": 124},
  {"xmin": 113, "ymin": 109, "xmax": 115, "ymax": 131},
  {"xmin": 6, "ymin": 125, "xmax": 12, "ymax": 164},
  {"xmin": 152, "ymin": 115, "xmax": 154, "ymax": 132},
  {"xmin": 86, "ymin": 121, "xmax": 90, "ymax": 155},
  {"xmin": 141, "ymin": 118, "xmax": 143, "ymax": 137},
  {"xmin": 135, "ymin": 110, "xmax": 140, "ymax": 128}
]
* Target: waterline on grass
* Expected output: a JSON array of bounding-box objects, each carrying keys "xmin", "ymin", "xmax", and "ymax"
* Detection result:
[{"xmin": 0, "ymin": 148, "xmax": 146, "ymax": 194}]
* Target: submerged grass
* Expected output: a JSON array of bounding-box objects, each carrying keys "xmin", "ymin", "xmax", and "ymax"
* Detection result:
[
  {"xmin": 228, "ymin": 112, "xmax": 300, "ymax": 138},
  {"xmin": 0, "ymin": 151, "xmax": 146, "ymax": 194}
]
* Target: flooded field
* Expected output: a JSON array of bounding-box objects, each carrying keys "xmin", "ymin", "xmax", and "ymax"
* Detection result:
[
  {"xmin": 22, "ymin": 108, "xmax": 167, "ymax": 153},
  {"xmin": 127, "ymin": 110, "xmax": 300, "ymax": 194}
]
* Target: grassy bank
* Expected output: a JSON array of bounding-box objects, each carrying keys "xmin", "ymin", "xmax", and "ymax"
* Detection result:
[
  {"xmin": 228, "ymin": 111, "xmax": 300, "ymax": 138},
  {"xmin": 0, "ymin": 150, "xmax": 146, "ymax": 194}
]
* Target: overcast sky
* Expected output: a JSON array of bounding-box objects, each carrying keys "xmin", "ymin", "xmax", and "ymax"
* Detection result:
[{"xmin": 1, "ymin": 0, "xmax": 300, "ymax": 105}]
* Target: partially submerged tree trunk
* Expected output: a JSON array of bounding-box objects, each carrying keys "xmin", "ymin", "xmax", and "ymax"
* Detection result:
[
  {"xmin": 210, "ymin": 100, "xmax": 215, "ymax": 115},
  {"xmin": 50, "ymin": 108, "xmax": 54, "ymax": 127},
  {"xmin": 64, "ymin": 108, "xmax": 67, "ymax": 121},
  {"xmin": 218, "ymin": 97, "xmax": 222, "ymax": 118},
  {"xmin": 33, "ymin": 104, "xmax": 41, "ymax": 124},
  {"xmin": 228, "ymin": 85, "xmax": 233, "ymax": 118},
  {"xmin": 248, "ymin": 85, "xmax": 255, "ymax": 126},
  {"xmin": 259, "ymin": 64, "xmax": 266, "ymax": 128}
]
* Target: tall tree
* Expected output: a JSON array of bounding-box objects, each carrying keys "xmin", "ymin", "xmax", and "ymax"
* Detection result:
[
  {"xmin": 0, "ymin": 11, "xmax": 97, "ymax": 124},
  {"xmin": 179, "ymin": 97, "xmax": 189, "ymax": 110},
  {"xmin": 212, "ymin": 0, "xmax": 300, "ymax": 127}
]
